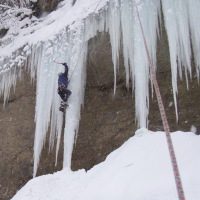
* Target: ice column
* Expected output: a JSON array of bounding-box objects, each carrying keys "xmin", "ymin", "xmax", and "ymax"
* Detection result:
[
  {"xmin": 33, "ymin": 30, "xmax": 71, "ymax": 176},
  {"xmin": 63, "ymin": 12, "xmax": 105, "ymax": 168},
  {"xmin": 120, "ymin": 0, "xmax": 135, "ymax": 89},
  {"xmin": 119, "ymin": 0, "xmax": 161, "ymax": 128},
  {"xmin": 162, "ymin": 0, "xmax": 192, "ymax": 121},
  {"xmin": 105, "ymin": 0, "xmax": 121, "ymax": 94},
  {"xmin": 0, "ymin": 68, "xmax": 19, "ymax": 107},
  {"xmin": 187, "ymin": 0, "xmax": 200, "ymax": 80},
  {"xmin": 62, "ymin": 26, "xmax": 88, "ymax": 168},
  {"xmin": 33, "ymin": 40, "xmax": 63, "ymax": 177}
]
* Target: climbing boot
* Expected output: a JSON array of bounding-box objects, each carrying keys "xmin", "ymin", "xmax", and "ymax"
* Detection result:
[
  {"xmin": 59, "ymin": 106, "xmax": 66, "ymax": 113},
  {"xmin": 61, "ymin": 101, "xmax": 68, "ymax": 108},
  {"xmin": 59, "ymin": 101, "xmax": 68, "ymax": 113}
]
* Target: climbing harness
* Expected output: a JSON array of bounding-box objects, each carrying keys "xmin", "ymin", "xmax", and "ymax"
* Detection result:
[
  {"xmin": 133, "ymin": 0, "xmax": 185, "ymax": 199},
  {"xmin": 68, "ymin": 0, "xmax": 104, "ymax": 82}
]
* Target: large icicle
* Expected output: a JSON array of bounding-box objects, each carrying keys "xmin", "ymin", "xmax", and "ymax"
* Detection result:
[
  {"xmin": 63, "ymin": 10, "xmax": 106, "ymax": 168},
  {"xmin": 187, "ymin": 0, "xmax": 200, "ymax": 80},
  {"xmin": 105, "ymin": 0, "xmax": 121, "ymax": 94},
  {"xmin": 162, "ymin": 0, "xmax": 192, "ymax": 121},
  {"xmin": 120, "ymin": 0, "xmax": 135, "ymax": 89},
  {"xmin": 33, "ymin": 29, "xmax": 76, "ymax": 176},
  {"xmin": 119, "ymin": 0, "xmax": 161, "ymax": 128},
  {"xmin": 62, "ymin": 25, "xmax": 88, "ymax": 168},
  {"xmin": 0, "ymin": 45, "xmax": 40, "ymax": 107},
  {"xmin": 33, "ymin": 40, "xmax": 64, "ymax": 177},
  {"xmin": 133, "ymin": 0, "xmax": 160, "ymax": 128}
]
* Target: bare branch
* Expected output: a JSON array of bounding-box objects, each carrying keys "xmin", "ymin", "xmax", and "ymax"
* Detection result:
[
  {"xmin": 9, "ymin": 0, "xmax": 18, "ymax": 8},
  {"xmin": 20, "ymin": 0, "xmax": 28, "ymax": 8},
  {"xmin": 0, "ymin": 4, "xmax": 11, "ymax": 9}
]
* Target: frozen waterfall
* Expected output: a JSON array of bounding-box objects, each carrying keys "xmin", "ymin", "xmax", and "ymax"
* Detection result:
[{"xmin": 0, "ymin": 0, "xmax": 200, "ymax": 177}]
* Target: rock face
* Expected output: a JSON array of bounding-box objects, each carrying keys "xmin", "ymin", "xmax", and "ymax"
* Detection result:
[
  {"xmin": 37, "ymin": 0, "xmax": 60, "ymax": 11},
  {"xmin": 31, "ymin": 0, "xmax": 62, "ymax": 17},
  {"xmin": 0, "ymin": 73, "xmax": 35, "ymax": 199},
  {"xmin": 0, "ymin": 24, "xmax": 200, "ymax": 200},
  {"xmin": 0, "ymin": 73, "xmax": 63, "ymax": 199}
]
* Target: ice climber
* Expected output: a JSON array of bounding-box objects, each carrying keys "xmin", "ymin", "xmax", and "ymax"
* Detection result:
[{"xmin": 57, "ymin": 63, "xmax": 72, "ymax": 112}]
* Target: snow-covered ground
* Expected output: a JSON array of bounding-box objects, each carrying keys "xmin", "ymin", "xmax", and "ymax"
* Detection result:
[{"xmin": 12, "ymin": 129, "xmax": 200, "ymax": 200}]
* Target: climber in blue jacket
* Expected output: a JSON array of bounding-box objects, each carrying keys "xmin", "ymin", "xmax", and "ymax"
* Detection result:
[{"xmin": 57, "ymin": 63, "xmax": 72, "ymax": 112}]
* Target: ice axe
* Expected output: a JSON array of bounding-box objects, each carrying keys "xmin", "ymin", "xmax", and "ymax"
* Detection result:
[
  {"xmin": 54, "ymin": 60, "xmax": 70, "ymax": 84},
  {"xmin": 54, "ymin": 60, "xmax": 62, "ymax": 65}
]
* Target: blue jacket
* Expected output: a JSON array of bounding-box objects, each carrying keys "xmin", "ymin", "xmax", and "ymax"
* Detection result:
[{"xmin": 58, "ymin": 63, "xmax": 69, "ymax": 86}]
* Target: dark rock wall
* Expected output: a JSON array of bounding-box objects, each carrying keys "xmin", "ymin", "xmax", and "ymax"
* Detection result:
[
  {"xmin": 31, "ymin": 0, "xmax": 62, "ymax": 17},
  {"xmin": 150, "ymin": 25, "xmax": 200, "ymax": 133},
  {"xmin": 0, "ymin": 72, "xmax": 63, "ymax": 200},
  {"xmin": 0, "ymin": 73, "xmax": 35, "ymax": 199},
  {"xmin": 0, "ymin": 20, "xmax": 200, "ymax": 200},
  {"xmin": 37, "ymin": 0, "xmax": 60, "ymax": 11}
]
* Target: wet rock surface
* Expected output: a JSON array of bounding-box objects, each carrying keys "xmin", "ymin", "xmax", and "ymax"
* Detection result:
[
  {"xmin": 149, "ymin": 26, "xmax": 200, "ymax": 133},
  {"xmin": 0, "ymin": 72, "xmax": 35, "ymax": 199},
  {"xmin": 32, "ymin": 0, "xmax": 62, "ymax": 17},
  {"xmin": 0, "ymin": 72, "xmax": 63, "ymax": 199}
]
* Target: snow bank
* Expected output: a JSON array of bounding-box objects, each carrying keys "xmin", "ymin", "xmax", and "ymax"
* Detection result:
[{"xmin": 12, "ymin": 129, "xmax": 200, "ymax": 200}]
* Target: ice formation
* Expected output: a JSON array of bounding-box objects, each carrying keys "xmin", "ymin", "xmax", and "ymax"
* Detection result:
[{"xmin": 0, "ymin": 0, "xmax": 200, "ymax": 177}]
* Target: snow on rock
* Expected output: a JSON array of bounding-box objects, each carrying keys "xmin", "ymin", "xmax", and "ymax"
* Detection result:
[{"xmin": 12, "ymin": 129, "xmax": 200, "ymax": 200}]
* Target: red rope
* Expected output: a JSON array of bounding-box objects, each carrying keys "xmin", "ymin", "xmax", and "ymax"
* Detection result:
[{"xmin": 133, "ymin": 1, "xmax": 185, "ymax": 199}]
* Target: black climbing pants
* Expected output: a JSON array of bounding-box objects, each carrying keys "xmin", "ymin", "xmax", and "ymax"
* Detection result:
[{"xmin": 58, "ymin": 85, "xmax": 72, "ymax": 102}]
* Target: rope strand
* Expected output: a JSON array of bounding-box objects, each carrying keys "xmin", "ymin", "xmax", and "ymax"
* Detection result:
[{"xmin": 133, "ymin": 0, "xmax": 185, "ymax": 199}]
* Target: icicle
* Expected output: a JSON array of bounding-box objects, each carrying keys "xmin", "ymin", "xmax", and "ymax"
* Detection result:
[
  {"xmin": 106, "ymin": 0, "xmax": 121, "ymax": 94},
  {"xmin": 0, "ymin": 45, "xmax": 35, "ymax": 107},
  {"xmin": 27, "ymin": 44, "xmax": 43, "ymax": 83},
  {"xmin": 63, "ymin": 23, "xmax": 88, "ymax": 168},
  {"xmin": 120, "ymin": 0, "xmax": 160, "ymax": 128},
  {"xmin": 187, "ymin": 0, "xmax": 200, "ymax": 81},
  {"xmin": 120, "ymin": 0, "xmax": 135, "ymax": 89},
  {"xmin": 62, "ymin": 7, "xmax": 108, "ymax": 168},
  {"xmin": 162, "ymin": 0, "xmax": 192, "ymax": 121},
  {"xmin": 33, "ymin": 36, "xmax": 67, "ymax": 176},
  {"xmin": 0, "ymin": 67, "xmax": 18, "ymax": 107}
]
